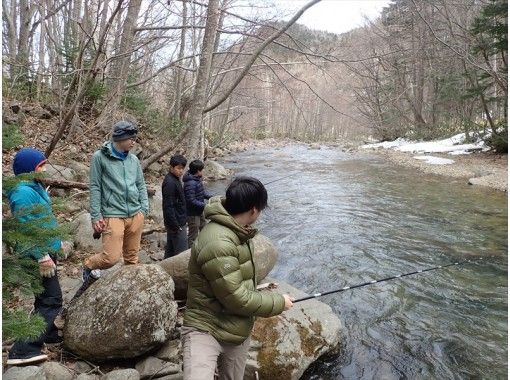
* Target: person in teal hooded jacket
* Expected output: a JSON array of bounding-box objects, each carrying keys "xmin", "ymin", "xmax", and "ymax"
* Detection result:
[
  {"xmin": 6, "ymin": 148, "xmax": 64, "ymax": 366},
  {"xmin": 74, "ymin": 121, "xmax": 149, "ymax": 298}
]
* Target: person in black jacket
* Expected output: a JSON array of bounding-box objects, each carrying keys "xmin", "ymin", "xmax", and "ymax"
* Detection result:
[
  {"xmin": 183, "ymin": 159, "xmax": 213, "ymax": 248},
  {"xmin": 162, "ymin": 155, "xmax": 188, "ymax": 258}
]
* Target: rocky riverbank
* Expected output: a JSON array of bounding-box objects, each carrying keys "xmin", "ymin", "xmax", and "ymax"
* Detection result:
[
  {"xmin": 3, "ymin": 228, "xmax": 342, "ymax": 380},
  {"xmin": 363, "ymin": 149, "xmax": 507, "ymax": 192}
]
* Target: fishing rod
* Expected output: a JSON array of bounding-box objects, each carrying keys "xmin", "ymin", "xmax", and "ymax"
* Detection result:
[
  {"xmin": 211, "ymin": 174, "xmax": 294, "ymax": 196},
  {"xmin": 263, "ymin": 174, "xmax": 294, "ymax": 186},
  {"xmin": 294, "ymin": 257, "xmax": 485, "ymax": 303}
]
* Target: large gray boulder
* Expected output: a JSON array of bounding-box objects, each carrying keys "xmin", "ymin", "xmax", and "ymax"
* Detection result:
[
  {"xmin": 3, "ymin": 366, "xmax": 46, "ymax": 380},
  {"xmin": 102, "ymin": 369, "xmax": 140, "ymax": 380},
  {"xmin": 64, "ymin": 265, "xmax": 178, "ymax": 360},
  {"xmin": 46, "ymin": 163, "xmax": 76, "ymax": 181},
  {"xmin": 135, "ymin": 356, "xmax": 181, "ymax": 379},
  {"xmin": 148, "ymin": 187, "xmax": 164, "ymax": 225},
  {"xmin": 245, "ymin": 279, "xmax": 342, "ymax": 380},
  {"xmin": 159, "ymin": 234, "xmax": 278, "ymax": 299},
  {"xmin": 203, "ymin": 160, "xmax": 232, "ymax": 181},
  {"xmin": 41, "ymin": 362, "xmax": 74, "ymax": 380},
  {"xmin": 73, "ymin": 212, "xmax": 102, "ymax": 252},
  {"xmin": 66, "ymin": 160, "xmax": 90, "ymax": 182}
]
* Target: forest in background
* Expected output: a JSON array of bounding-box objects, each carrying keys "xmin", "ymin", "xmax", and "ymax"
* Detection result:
[
  {"xmin": 1, "ymin": 0, "xmax": 507, "ymax": 348},
  {"xmin": 2, "ymin": 0, "xmax": 507, "ymax": 164}
]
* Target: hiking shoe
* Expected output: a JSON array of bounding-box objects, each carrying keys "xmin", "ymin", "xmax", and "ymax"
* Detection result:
[
  {"xmin": 82, "ymin": 267, "xmax": 101, "ymax": 282},
  {"xmin": 6, "ymin": 354, "xmax": 48, "ymax": 366},
  {"xmin": 72, "ymin": 268, "xmax": 101, "ymax": 300}
]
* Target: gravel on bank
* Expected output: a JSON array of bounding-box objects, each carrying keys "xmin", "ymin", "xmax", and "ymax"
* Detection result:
[{"xmin": 364, "ymin": 149, "xmax": 507, "ymax": 192}]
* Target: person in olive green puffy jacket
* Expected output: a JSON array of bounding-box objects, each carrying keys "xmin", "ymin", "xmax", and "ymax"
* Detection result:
[{"xmin": 182, "ymin": 176, "xmax": 294, "ymax": 380}]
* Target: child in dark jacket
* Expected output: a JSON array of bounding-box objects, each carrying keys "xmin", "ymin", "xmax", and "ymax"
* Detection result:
[
  {"xmin": 182, "ymin": 159, "xmax": 213, "ymax": 248},
  {"xmin": 162, "ymin": 155, "xmax": 188, "ymax": 258}
]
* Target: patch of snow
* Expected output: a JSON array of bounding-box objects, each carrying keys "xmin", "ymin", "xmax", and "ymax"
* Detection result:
[
  {"xmin": 362, "ymin": 131, "xmax": 489, "ymax": 155},
  {"xmin": 413, "ymin": 156, "xmax": 455, "ymax": 165},
  {"xmin": 361, "ymin": 137, "xmax": 409, "ymax": 149}
]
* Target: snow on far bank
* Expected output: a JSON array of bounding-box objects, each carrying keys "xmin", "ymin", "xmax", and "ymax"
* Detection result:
[{"xmin": 361, "ymin": 132, "xmax": 489, "ymax": 165}]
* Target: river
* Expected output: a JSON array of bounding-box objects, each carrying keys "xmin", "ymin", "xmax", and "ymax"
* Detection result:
[{"xmin": 209, "ymin": 144, "xmax": 507, "ymax": 379}]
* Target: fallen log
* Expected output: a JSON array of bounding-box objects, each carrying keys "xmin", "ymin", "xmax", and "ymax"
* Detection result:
[{"xmin": 38, "ymin": 178, "xmax": 156, "ymax": 196}]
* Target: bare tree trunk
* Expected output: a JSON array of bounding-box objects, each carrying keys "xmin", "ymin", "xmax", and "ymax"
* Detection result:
[
  {"xmin": 100, "ymin": 0, "xmax": 142, "ymax": 121},
  {"xmin": 141, "ymin": 127, "xmax": 190, "ymax": 171},
  {"xmin": 3, "ymin": 0, "xmax": 18, "ymax": 80},
  {"xmin": 203, "ymin": 0, "xmax": 321, "ymax": 114},
  {"xmin": 36, "ymin": 1, "xmax": 46, "ymax": 99},
  {"xmin": 185, "ymin": 0, "xmax": 221, "ymax": 160},
  {"xmin": 45, "ymin": 0, "xmax": 124, "ymax": 158},
  {"xmin": 17, "ymin": 0, "xmax": 37, "ymax": 82},
  {"xmin": 173, "ymin": 0, "xmax": 188, "ymax": 120}
]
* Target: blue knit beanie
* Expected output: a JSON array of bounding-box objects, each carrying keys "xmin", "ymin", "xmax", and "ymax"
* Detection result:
[{"xmin": 13, "ymin": 148, "xmax": 47, "ymax": 175}]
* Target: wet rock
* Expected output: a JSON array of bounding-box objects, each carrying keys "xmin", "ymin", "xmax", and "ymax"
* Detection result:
[
  {"xmin": 41, "ymin": 362, "xmax": 74, "ymax": 380},
  {"xmin": 135, "ymin": 356, "xmax": 181, "ymax": 379},
  {"xmin": 245, "ymin": 278, "xmax": 342, "ymax": 380},
  {"xmin": 159, "ymin": 234, "xmax": 278, "ymax": 299},
  {"xmin": 64, "ymin": 265, "xmax": 178, "ymax": 360}
]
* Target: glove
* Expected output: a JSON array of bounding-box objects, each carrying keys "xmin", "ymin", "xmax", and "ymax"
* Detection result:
[
  {"xmin": 38, "ymin": 254, "xmax": 56, "ymax": 278},
  {"xmin": 58, "ymin": 241, "xmax": 73, "ymax": 260}
]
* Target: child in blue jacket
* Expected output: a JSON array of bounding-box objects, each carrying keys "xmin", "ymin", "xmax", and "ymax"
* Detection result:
[
  {"xmin": 6, "ymin": 148, "xmax": 64, "ymax": 366},
  {"xmin": 182, "ymin": 159, "xmax": 213, "ymax": 247}
]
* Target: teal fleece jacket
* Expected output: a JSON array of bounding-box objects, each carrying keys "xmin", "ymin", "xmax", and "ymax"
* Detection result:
[{"xmin": 89, "ymin": 142, "xmax": 149, "ymax": 222}]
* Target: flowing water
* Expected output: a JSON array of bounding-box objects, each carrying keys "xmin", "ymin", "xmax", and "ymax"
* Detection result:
[{"xmin": 208, "ymin": 144, "xmax": 507, "ymax": 380}]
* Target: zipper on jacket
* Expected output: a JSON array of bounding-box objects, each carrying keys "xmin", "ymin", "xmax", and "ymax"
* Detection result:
[
  {"xmin": 123, "ymin": 160, "xmax": 130, "ymax": 216},
  {"xmin": 247, "ymin": 243, "xmax": 257, "ymax": 288}
]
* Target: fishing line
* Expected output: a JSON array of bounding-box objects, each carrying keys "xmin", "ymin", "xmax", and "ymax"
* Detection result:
[{"xmin": 294, "ymin": 257, "xmax": 487, "ymax": 303}]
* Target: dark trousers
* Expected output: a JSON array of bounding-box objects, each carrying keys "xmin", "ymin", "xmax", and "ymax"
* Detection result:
[
  {"xmin": 165, "ymin": 227, "xmax": 188, "ymax": 258},
  {"xmin": 9, "ymin": 263, "xmax": 63, "ymax": 359},
  {"xmin": 187, "ymin": 215, "xmax": 206, "ymax": 248}
]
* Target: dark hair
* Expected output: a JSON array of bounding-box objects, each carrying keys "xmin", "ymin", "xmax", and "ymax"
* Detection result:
[
  {"xmin": 189, "ymin": 159, "xmax": 205, "ymax": 174},
  {"xmin": 170, "ymin": 155, "xmax": 187, "ymax": 167},
  {"xmin": 225, "ymin": 176, "xmax": 268, "ymax": 215}
]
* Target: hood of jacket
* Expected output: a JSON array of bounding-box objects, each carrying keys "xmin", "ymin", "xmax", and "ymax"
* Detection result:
[
  {"xmin": 204, "ymin": 196, "xmax": 256, "ymax": 244},
  {"xmin": 183, "ymin": 171, "xmax": 200, "ymax": 183}
]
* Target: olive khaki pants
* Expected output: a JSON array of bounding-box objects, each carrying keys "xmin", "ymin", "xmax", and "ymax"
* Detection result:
[
  {"xmin": 85, "ymin": 213, "xmax": 144, "ymax": 269},
  {"xmin": 182, "ymin": 326, "xmax": 250, "ymax": 380},
  {"xmin": 187, "ymin": 215, "xmax": 206, "ymax": 248}
]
